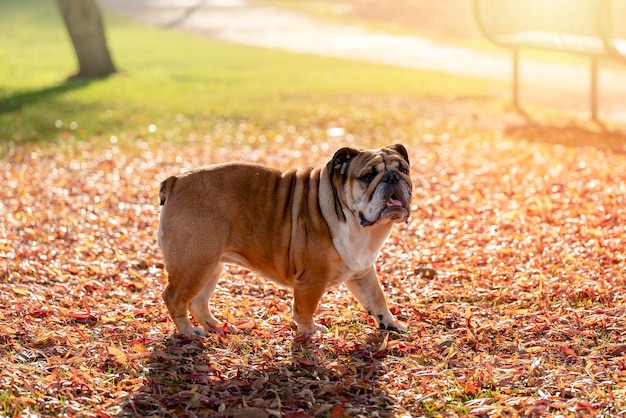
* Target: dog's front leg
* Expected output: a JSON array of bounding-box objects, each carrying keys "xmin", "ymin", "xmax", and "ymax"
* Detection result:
[
  {"xmin": 292, "ymin": 278, "xmax": 329, "ymax": 334},
  {"xmin": 346, "ymin": 267, "xmax": 406, "ymax": 332}
]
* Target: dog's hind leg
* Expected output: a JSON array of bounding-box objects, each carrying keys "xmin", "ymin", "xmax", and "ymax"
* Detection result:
[
  {"xmin": 162, "ymin": 262, "xmax": 220, "ymax": 337},
  {"xmin": 189, "ymin": 262, "xmax": 232, "ymax": 334}
]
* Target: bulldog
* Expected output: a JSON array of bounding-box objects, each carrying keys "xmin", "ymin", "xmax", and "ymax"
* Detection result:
[{"xmin": 158, "ymin": 144, "xmax": 412, "ymax": 337}]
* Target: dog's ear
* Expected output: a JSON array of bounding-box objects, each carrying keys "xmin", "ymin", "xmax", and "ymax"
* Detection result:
[
  {"xmin": 329, "ymin": 147, "xmax": 360, "ymax": 178},
  {"xmin": 388, "ymin": 144, "xmax": 409, "ymax": 164},
  {"xmin": 326, "ymin": 147, "xmax": 359, "ymax": 223}
]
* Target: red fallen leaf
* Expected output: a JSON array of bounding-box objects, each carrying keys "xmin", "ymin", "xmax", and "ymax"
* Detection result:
[
  {"xmin": 560, "ymin": 345, "xmax": 576, "ymax": 357},
  {"xmin": 463, "ymin": 382, "xmax": 479, "ymax": 396},
  {"xmin": 67, "ymin": 297, "xmax": 98, "ymax": 324},
  {"xmin": 284, "ymin": 413, "xmax": 311, "ymax": 418},
  {"xmin": 208, "ymin": 364, "xmax": 224, "ymax": 375},
  {"xmin": 235, "ymin": 321, "xmax": 257, "ymax": 330},
  {"xmin": 330, "ymin": 403, "xmax": 345, "ymax": 418},
  {"xmin": 31, "ymin": 308, "xmax": 53, "ymax": 318},
  {"xmin": 292, "ymin": 356, "xmax": 315, "ymax": 366},
  {"xmin": 129, "ymin": 337, "xmax": 152, "ymax": 345},
  {"xmin": 73, "ymin": 326, "xmax": 89, "ymax": 341},
  {"xmin": 608, "ymin": 345, "xmax": 626, "ymax": 357},
  {"xmin": 577, "ymin": 401, "xmax": 604, "ymax": 411},
  {"xmin": 84, "ymin": 283, "xmax": 99, "ymax": 292},
  {"xmin": 133, "ymin": 309, "xmax": 148, "ymax": 318},
  {"xmin": 92, "ymin": 409, "xmax": 112, "ymax": 418},
  {"xmin": 66, "ymin": 297, "xmax": 91, "ymax": 320}
]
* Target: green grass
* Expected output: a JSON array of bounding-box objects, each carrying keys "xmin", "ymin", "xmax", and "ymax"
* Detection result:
[{"xmin": 0, "ymin": 0, "xmax": 493, "ymax": 152}]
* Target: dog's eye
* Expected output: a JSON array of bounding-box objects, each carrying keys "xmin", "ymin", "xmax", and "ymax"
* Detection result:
[
  {"xmin": 359, "ymin": 170, "xmax": 377, "ymax": 183},
  {"xmin": 399, "ymin": 166, "xmax": 409, "ymax": 175}
]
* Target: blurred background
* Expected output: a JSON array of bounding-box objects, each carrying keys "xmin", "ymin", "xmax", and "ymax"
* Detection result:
[
  {"xmin": 99, "ymin": 0, "xmax": 626, "ymax": 125},
  {"xmin": 3, "ymin": 0, "xmax": 626, "ymax": 150}
]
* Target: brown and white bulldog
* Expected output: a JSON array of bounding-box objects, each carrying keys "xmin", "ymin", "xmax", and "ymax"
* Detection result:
[{"xmin": 158, "ymin": 144, "xmax": 412, "ymax": 337}]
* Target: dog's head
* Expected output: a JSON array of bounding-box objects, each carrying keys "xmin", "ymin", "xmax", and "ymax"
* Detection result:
[{"xmin": 328, "ymin": 144, "xmax": 412, "ymax": 227}]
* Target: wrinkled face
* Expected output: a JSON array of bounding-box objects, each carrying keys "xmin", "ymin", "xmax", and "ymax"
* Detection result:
[{"xmin": 328, "ymin": 144, "xmax": 412, "ymax": 227}]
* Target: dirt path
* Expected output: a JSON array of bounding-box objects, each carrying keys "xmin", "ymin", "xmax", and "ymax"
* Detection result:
[{"xmin": 99, "ymin": 0, "xmax": 626, "ymax": 124}]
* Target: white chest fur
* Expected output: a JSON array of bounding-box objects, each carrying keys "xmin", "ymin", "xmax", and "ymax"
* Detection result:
[
  {"xmin": 331, "ymin": 218, "xmax": 393, "ymax": 273},
  {"xmin": 318, "ymin": 167, "xmax": 394, "ymax": 275}
]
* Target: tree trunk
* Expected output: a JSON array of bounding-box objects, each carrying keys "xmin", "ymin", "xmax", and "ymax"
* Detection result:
[{"xmin": 56, "ymin": 0, "xmax": 117, "ymax": 79}]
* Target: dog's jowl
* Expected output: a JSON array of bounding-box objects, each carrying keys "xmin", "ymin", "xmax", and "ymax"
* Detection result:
[{"xmin": 158, "ymin": 144, "xmax": 412, "ymax": 337}]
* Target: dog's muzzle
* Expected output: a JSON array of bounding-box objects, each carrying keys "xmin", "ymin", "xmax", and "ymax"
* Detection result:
[{"xmin": 359, "ymin": 171, "xmax": 411, "ymax": 226}]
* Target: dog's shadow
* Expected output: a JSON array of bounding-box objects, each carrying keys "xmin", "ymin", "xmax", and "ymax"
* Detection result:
[{"xmin": 118, "ymin": 329, "xmax": 400, "ymax": 417}]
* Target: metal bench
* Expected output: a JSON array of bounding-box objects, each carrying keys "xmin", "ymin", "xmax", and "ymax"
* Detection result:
[{"xmin": 474, "ymin": 0, "xmax": 626, "ymax": 121}]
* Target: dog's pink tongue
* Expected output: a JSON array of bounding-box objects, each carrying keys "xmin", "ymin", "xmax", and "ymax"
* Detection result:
[{"xmin": 387, "ymin": 197, "xmax": 403, "ymax": 207}]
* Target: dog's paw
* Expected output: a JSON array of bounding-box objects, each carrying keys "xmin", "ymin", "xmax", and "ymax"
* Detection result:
[
  {"xmin": 379, "ymin": 321, "xmax": 407, "ymax": 333},
  {"xmin": 172, "ymin": 327, "xmax": 207, "ymax": 341},
  {"xmin": 381, "ymin": 322, "xmax": 408, "ymax": 334},
  {"xmin": 191, "ymin": 327, "xmax": 209, "ymax": 337},
  {"xmin": 296, "ymin": 323, "xmax": 330, "ymax": 335}
]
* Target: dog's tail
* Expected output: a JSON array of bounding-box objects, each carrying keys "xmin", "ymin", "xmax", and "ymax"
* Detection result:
[{"xmin": 159, "ymin": 176, "xmax": 177, "ymax": 206}]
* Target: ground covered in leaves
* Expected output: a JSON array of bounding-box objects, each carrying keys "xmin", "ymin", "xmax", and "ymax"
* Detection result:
[{"xmin": 2, "ymin": 103, "xmax": 626, "ymax": 417}]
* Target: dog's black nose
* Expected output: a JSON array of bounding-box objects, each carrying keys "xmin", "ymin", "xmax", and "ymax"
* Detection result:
[{"xmin": 382, "ymin": 171, "xmax": 400, "ymax": 184}]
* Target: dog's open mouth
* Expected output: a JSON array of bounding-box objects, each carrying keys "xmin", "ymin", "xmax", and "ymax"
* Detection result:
[
  {"xmin": 386, "ymin": 195, "xmax": 403, "ymax": 208},
  {"xmin": 360, "ymin": 195, "xmax": 409, "ymax": 226},
  {"xmin": 379, "ymin": 195, "xmax": 408, "ymax": 222}
]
